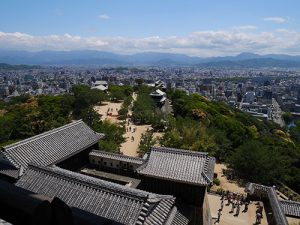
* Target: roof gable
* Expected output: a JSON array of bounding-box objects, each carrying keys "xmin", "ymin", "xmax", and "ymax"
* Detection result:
[
  {"xmin": 2, "ymin": 120, "xmax": 103, "ymax": 169},
  {"xmin": 137, "ymin": 147, "xmax": 215, "ymax": 186},
  {"xmin": 16, "ymin": 164, "xmax": 176, "ymax": 225}
]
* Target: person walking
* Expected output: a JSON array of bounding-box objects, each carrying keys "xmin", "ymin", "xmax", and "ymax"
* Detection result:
[
  {"xmin": 230, "ymin": 201, "xmax": 235, "ymax": 213},
  {"xmin": 216, "ymin": 210, "xmax": 222, "ymax": 223},
  {"xmin": 256, "ymin": 212, "xmax": 262, "ymax": 224},
  {"xmin": 243, "ymin": 202, "xmax": 249, "ymax": 212},
  {"xmin": 235, "ymin": 203, "xmax": 240, "ymax": 217}
]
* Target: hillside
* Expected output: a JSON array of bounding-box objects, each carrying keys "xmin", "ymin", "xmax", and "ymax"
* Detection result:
[
  {"xmin": 0, "ymin": 63, "xmax": 41, "ymax": 70},
  {"xmin": 160, "ymin": 90, "xmax": 300, "ymax": 192}
]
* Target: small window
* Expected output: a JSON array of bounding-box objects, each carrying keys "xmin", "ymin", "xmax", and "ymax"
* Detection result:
[
  {"xmin": 104, "ymin": 162, "xmax": 107, "ymax": 165},
  {"xmin": 111, "ymin": 163, "xmax": 113, "ymax": 166},
  {"xmin": 92, "ymin": 159, "xmax": 95, "ymax": 163},
  {"xmin": 130, "ymin": 165, "xmax": 133, "ymax": 168}
]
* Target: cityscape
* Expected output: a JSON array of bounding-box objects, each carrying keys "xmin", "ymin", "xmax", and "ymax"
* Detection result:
[{"xmin": 2, "ymin": 65, "xmax": 300, "ymax": 127}]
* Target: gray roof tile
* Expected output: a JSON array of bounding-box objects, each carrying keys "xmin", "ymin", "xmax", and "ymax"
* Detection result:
[
  {"xmin": 0, "ymin": 161, "xmax": 20, "ymax": 179},
  {"xmin": 245, "ymin": 183, "xmax": 289, "ymax": 225},
  {"xmin": 137, "ymin": 147, "xmax": 215, "ymax": 186},
  {"xmin": 280, "ymin": 200, "xmax": 300, "ymax": 218},
  {"xmin": 16, "ymin": 164, "xmax": 176, "ymax": 225},
  {"xmin": 2, "ymin": 120, "xmax": 103, "ymax": 170},
  {"xmin": 90, "ymin": 150, "xmax": 145, "ymax": 165}
]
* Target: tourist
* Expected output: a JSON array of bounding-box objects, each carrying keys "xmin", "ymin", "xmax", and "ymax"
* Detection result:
[
  {"xmin": 221, "ymin": 191, "xmax": 225, "ymax": 200},
  {"xmin": 227, "ymin": 194, "xmax": 231, "ymax": 206},
  {"xmin": 256, "ymin": 212, "xmax": 262, "ymax": 224},
  {"xmin": 235, "ymin": 203, "xmax": 240, "ymax": 217},
  {"xmin": 216, "ymin": 210, "xmax": 222, "ymax": 223},
  {"xmin": 259, "ymin": 205, "xmax": 264, "ymax": 218},
  {"xmin": 230, "ymin": 201, "xmax": 235, "ymax": 213},
  {"xmin": 243, "ymin": 202, "xmax": 249, "ymax": 212}
]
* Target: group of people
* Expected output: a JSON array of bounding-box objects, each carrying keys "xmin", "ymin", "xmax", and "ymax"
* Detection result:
[
  {"xmin": 127, "ymin": 126, "xmax": 136, "ymax": 133},
  {"xmin": 126, "ymin": 119, "xmax": 137, "ymax": 142},
  {"xmin": 215, "ymin": 191, "xmax": 265, "ymax": 224},
  {"xmin": 215, "ymin": 191, "xmax": 250, "ymax": 224}
]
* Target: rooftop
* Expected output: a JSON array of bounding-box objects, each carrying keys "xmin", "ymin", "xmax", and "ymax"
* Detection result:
[
  {"xmin": 1, "ymin": 120, "xmax": 103, "ymax": 171},
  {"xmin": 245, "ymin": 183, "xmax": 289, "ymax": 225},
  {"xmin": 0, "ymin": 161, "xmax": 20, "ymax": 179},
  {"xmin": 137, "ymin": 147, "xmax": 215, "ymax": 186},
  {"xmin": 89, "ymin": 150, "xmax": 145, "ymax": 165},
  {"xmin": 16, "ymin": 164, "xmax": 177, "ymax": 225},
  {"xmin": 280, "ymin": 200, "xmax": 300, "ymax": 218}
]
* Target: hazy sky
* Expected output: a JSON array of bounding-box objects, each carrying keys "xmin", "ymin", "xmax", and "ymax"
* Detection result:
[{"xmin": 1, "ymin": 0, "xmax": 300, "ymax": 56}]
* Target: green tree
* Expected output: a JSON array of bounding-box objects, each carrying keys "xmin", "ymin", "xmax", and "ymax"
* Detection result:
[
  {"xmin": 72, "ymin": 84, "xmax": 106, "ymax": 117},
  {"xmin": 94, "ymin": 120, "xmax": 125, "ymax": 153},
  {"xmin": 138, "ymin": 131, "xmax": 156, "ymax": 156}
]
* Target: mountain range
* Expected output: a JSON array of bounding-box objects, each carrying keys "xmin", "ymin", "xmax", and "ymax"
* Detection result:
[{"xmin": 1, "ymin": 50, "xmax": 300, "ymax": 68}]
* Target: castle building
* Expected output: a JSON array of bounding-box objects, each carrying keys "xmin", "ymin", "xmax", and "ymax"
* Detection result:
[{"xmin": 0, "ymin": 121, "xmax": 215, "ymax": 225}]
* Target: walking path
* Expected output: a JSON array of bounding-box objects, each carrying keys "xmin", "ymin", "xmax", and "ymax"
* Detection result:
[
  {"xmin": 208, "ymin": 194, "xmax": 268, "ymax": 225},
  {"xmin": 212, "ymin": 163, "xmax": 245, "ymax": 193},
  {"xmin": 209, "ymin": 163, "xmax": 269, "ymax": 225},
  {"xmin": 119, "ymin": 92, "xmax": 153, "ymax": 156},
  {"xmin": 94, "ymin": 101, "xmax": 123, "ymax": 123},
  {"xmin": 94, "ymin": 93, "xmax": 154, "ymax": 157},
  {"xmin": 120, "ymin": 123, "xmax": 151, "ymax": 157}
]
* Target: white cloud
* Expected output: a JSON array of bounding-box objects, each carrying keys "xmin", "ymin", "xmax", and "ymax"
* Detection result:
[
  {"xmin": 264, "ymin": 17, "xmax": 287, "ymax": 23},
  {"xmin": 1, "ymin": 29, "xmax": 300, "ymax": 56},
  {"xmin": 97, "ymin": 14, "xmax": 110, "ymax": 20},
  {"xmin": 233, "ymin": 25, "xmax": 257, "ymax": 30}
]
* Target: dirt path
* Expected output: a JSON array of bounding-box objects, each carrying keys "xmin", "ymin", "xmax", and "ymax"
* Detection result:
[
  {"xmin": 208, "ymin": 194, "xmax": 268, "ymax": 225},
  {"xmin": 94, "ymin": 93, "xmax": 153, "ymax": 157},
  {"xmin": 120, "ymin": 92, "xmax": 152, "ymax": 156},
  {"xmin": 213, "ymin": 163, "xmax": 246, "ymax": 194},
  {"xmin": 94, "ymin": 101, "xmax": 123, "ymax": 123},
  {"xmin": 120, "ymin": 123, "xmax": 151, "ymax": 157}
]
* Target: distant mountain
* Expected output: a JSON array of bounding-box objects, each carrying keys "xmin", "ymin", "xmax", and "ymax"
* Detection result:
[
  {"xmin": 0, "ymin": 50, "xmax": 300, "ymax": 68},
  {"xmin": 199, "ymin": 58, "xmax": 300, "ymax": 68}
]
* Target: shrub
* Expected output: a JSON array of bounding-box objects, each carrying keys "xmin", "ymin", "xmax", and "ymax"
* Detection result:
[
  {"xmin": 213, "ymin": 178, "xmax": 221, "ymax": 186},
  {"xmin": 216, "ymin": 187, "xmax": 225, "ymax": 195}
]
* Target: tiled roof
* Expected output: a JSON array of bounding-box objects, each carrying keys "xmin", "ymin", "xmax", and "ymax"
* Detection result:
[
  {"xmin": 2, "ymin": 120, "xmax": 103, "ymax": 170},
  {"xmin": 245, "ymin": 183, "xmax": 289, "ymax": 225},
  {"xmin": 89, "ymin": 150, "xmax": 145, "ymax": 165},
  {"xmin": 0, "ymin": 161, "xmax": 20, "ymax": 179},
  {"xmin": 0, "ymin": 218, "xmax": 12, "ymax": 225},
  {"xmin": 16, "ymin": 164, "xmax": 176, "ymax": 225},
  {"xmin": 280, "ymin": 200, "xmax": 300, "ymax": 218},
  {"xmin": 245, "ymin": 182, "xmax": 269, "ymax": 195},
  {"xmin": 137, "ymin": 147, "xmax": 215, "ymax": 186},
  {"xmin": 169, "ymin": 205, "xmax": 192, "ymax": 225}
]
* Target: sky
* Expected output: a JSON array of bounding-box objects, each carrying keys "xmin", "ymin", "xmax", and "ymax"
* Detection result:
[{"xmin": 0, "ymin": 0, "xmax": 300, "ymax": 56}]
